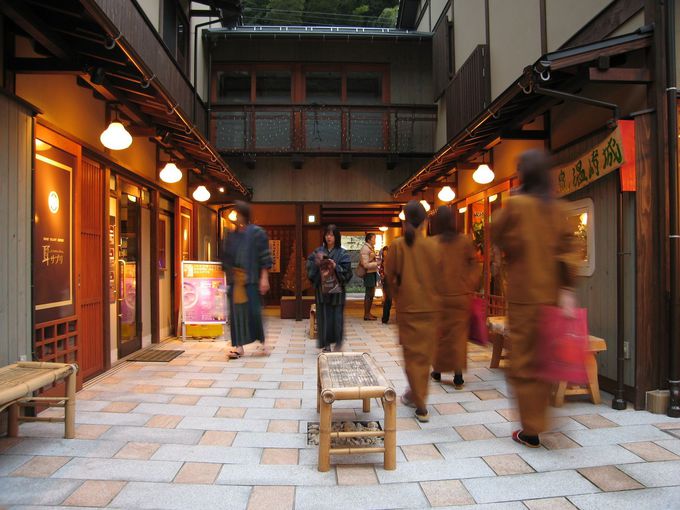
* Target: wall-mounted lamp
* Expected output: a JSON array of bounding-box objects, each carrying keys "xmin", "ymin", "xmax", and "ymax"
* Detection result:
[
  {"xmin": 228, "ymin": 210, "xmax": 238, "ymax": 222},
  {"xmin": 398, "ymin": 210, "xmax": 405, "ymax": 221},
  {"xmin": 307, "ymin": 214, "xmax": 316, "ymax": 224},
  {"xmin": 100, "ymin": 107, "xmax": 132, "ymax": 150},
  {"xmin": 159, "ymin": 162, "xmax": 182, "ymax": 183},
  {"xmin": 379, "ymin": 226, "xmax": 389, "ymax": 232},
  {"xmin": 192, "ymin": 185, "xmax": 210, "ymax": 202},
  {"xmin": 437, "ymin": 185, "xmax": 456, "ymax": 202},
  {"xmin": 458, "ymin": 206, "xmax": 467, "ymax": 214},
  {"xmin": 488, "ymin": 194, "xmax": 498, "ymax": 203}
]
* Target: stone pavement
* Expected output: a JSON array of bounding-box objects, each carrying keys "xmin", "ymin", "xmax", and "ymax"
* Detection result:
[{"xmin": 1, "ymin": 312, "xmax": 680, "ymax": 509}]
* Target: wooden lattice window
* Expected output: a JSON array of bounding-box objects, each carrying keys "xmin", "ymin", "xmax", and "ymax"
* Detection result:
[{"xmin": 34, "ymin": 317, "xmax": 78, "ymax": 364}]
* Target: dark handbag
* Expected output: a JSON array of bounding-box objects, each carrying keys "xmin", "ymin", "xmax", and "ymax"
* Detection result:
[{"xmin": 320, "ymin": 258, "xmax": 342, "ymax": 294}]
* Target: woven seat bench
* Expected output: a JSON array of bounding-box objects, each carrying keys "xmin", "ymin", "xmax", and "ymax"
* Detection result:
[
  {"xmin": 0, "ymin": 362, "xmax": 78, "ymax": 439},
  {"xmin": 316, "ymin": 352, "xmax": 397, "ymax": 472}
]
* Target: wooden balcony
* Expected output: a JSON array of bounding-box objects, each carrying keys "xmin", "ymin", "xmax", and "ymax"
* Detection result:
[{"xmin": 211, "ymin": 104, "xmax": 437, "ymax": 155}]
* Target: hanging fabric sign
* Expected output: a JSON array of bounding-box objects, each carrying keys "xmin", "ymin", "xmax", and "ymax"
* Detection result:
[
  {"xmin": 553, "ymin": 126, "xmax": 625, "ymax": 197},
  {"xmin": 269, "ymin": 240, "xmax": 281, "ymax": 273}
]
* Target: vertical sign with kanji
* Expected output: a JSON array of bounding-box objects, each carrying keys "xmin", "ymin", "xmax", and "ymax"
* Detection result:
[{"xmin": 269, "ymin": 240, "xmax": 281, "ymax": 273}]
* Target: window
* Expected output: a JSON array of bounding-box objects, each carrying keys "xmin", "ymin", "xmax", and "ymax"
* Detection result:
[
  {"xmin": 347, "ymin": 72, "xmax": 383, "ymax": 104},
  {"xmin": 256, "ymin": 71, "xmax": 292, "ymax": 103},
  {"xmin": 564, "ymin": 198, "xmax": 595, "ymax": 276},
  {"xmin": 162, "ymin": 0, "xmax": 190, "ymax": 75},
  {"xmin": 305, "ymin": 72, "xmax": 342, "ymax": 104},
  {"xmin": 217, "ymin": 70, "xmax": 251, "ymax": 103}
]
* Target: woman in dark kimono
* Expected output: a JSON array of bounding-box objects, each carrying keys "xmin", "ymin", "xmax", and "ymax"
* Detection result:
[
  {"xmin": 307, "ymin": 225, "xmax": 352, "ymax": 352},
  {"xmin": 221, "ymin": 201, "xmax": 273, "ymax": 358}
]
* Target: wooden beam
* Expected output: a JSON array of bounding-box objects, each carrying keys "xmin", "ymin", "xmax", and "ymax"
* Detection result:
[
  {"xmin": 0, "ymin": 0, "xmax": 71, "ymax": 59},
  {"xmin": 561, "ymin": 0, "xmax": 644, "ymax": 49},
  {"xmin": 588, "ymin": 67, "xmax": 652, "ymax": 83},
  {"xmin": 8, "ymin": 57, "xmax": 82, "ymax": 73},
  {"xmin": 500, "ymin": 129, "xmax": 549, "ymax": 140}
]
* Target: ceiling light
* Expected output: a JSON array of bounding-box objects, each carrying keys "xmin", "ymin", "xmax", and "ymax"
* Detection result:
[
  {"xmin": 379, "ymin": 226, "xmax": 389, "ymax": 232},
  {"xmin": 437, "ymin": 186, "xmax": 456, "ymax": 203},
  {"xmin": 159, "ymin": 162, "xmax": 182, "ymax": 183},
  {"xmin": 488, "ymin": 194, "xmax": 498, "ymax": 203},
  {"xmin": 399, "ymin": 210, "xmax": 405, "ymax": 221},
  {"xmin": 100, "ymin": 121, "xmax": 132, "ymax": 150},
  {"xmin": 127, "ymin": 194, "xmax": 137, "ymax": 203},
  {"xmin": 472, "ymin": 164, "xmax": 495, "ymax": 184},
  {"xmin": 192, "ymin": 185, "xmax": 210, "ymax": 202},
  {"xmin": 219, "ymin": 187, "xmax": 225, "ymax": 193},
  {"xmin": 420, "ymin": 200, "xmax": 431, "ymax": 212},
  {"xmin": 458, "ymin": 206, "xmax": 467, "ymax": 214},
  {"xmin": 228, "ymin": 210, "xmax": 238, "ymax": 222}
]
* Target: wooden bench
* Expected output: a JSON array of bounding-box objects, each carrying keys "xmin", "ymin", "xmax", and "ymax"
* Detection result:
[
  {"xmin": 316, "ymin": 352, "xmax": 397, "ymax": 472},
  {"xmin": 308, "ymin": 304, "xmax": 317, "ymax": 339},
  {"xmin": 0, "ymin": 362, "xmax": 78, "ymax": 439},
  {"xmin": 488, "ymin": 316, "xmax": 510, "ymax": 369},
  {"xmin": 553, "ymin": 335, "xmax": 607, "ymax": 407}
]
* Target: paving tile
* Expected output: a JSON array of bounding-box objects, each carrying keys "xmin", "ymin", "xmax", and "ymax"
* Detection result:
[
  {"xmin": 5, "ymin": 438, "xmax": 126, "ymax": 459},
  {"xmin": 111, "ymin": 481, "xmax": 251, "ymax": 510},
  {"xmin": 418, "ymin": 411, "xmax": 507, "ymax": 429},
  {"xmin": 198, "ymin": 396, "xmax": 276, "ymax": 408},
  {"xmin": 578, "ymin": 465, "xmax": 644, "ymax": 491},
  {"xmin": 523, "ymin": 497, "xmax": 578, "ymax": 510},
  {"xmin": 433, "ymin": 402, "xmax": 465, "ymax": 415},
  {"xmin": 295, "ymin": 484, "xmax": 429, "ymax": 510},
  {"xmin": 654, "ymin": 439, "xmax": 680, "ymax": 456},
  {"xmin": 463, "ymin": 470, "xmax": 598, "ymax": 504},
  {"xmin": 280, "ymin": 381, "xmax": 303, "ymax": 390},
  {"xmin": 261, "ymin": 448, "xmax": 299, "ymax": 465},
  {"xmin": 52, "ymin": 457, "xmax": 182, "ymax": 482},
  {"xmin": 565, "ymin": 425, "xmax": 670, "ymax": 446},
  {"xmin": 572, "ymin": 414, "xmax": 619, "ymax": 429},
  {"xmin": 216, "ymin": 464, "xmax": 335, "ymax": 486},
  {"xmin": 520, "ymin": 445, "xmax": 643, "ymax": 471},
  {"xmin": 133, "ymin": 403, "xmax": 218, "ymax": 417},
  {"xmin": 618, "ymin": 460, "xmax": 680, "ymax": 488},
  {"xmin": 102, "ymin": 402, "xmax": 138, "ymax": 413},
  {"xmin": 152, "ymin": 444, "xmax": 261, "ymax": 464},
  {"xmin": 654, "ymin": 421, "xmax": 680, "ymax": 430},
  {"xmin": 101, "ymin": 427, "xmax": 203, "ymax": 444},
  {"xmin": 456, "ymin": 424, "xmax": 495, "ymax": 441},
  {"xmin": 336, "ymin": 465, "xmax": 378, "ymax": 485},
  {"xmin": 10, "ymin": 456, "xmax": 71, "ymax": 477},
  {"xmin": 0, "ymin": 455, "xmax": 31, "ymax": 476},
  {"xmin": 75, "ymin": 424, "xmax": 111, "ymax": 440},
  {"xmin": 540, "ymin": 432, "xmax": 580, "ymax": 450},
  {"xmin": 114, "ymin": 442, "xmax": 161, "ymax": 460},
  {"xmin": 216, "ymin": 407, "xmax": 247, "ymax": 418},
  {"xmin": 232, "ymin": 432, "xmax": 307, "ymax": 448},
  {"xmin": 177, "ymin": 416, "xmax": 268, "ymax": 432},
  {"xmin": 600, "ymin": 410, "xmax": 680, "ymax": 426},
  {"xmin": 483, "ymin": 454, "xmax": 534, "ymax": 475},
  {"xmin": 437, "ymin": 437, "xmax": 536, "ymax": 459},
  {"xmin": 62, "ymin": 480, "xmax": 127, "ymax": 507},
  {"xmin": 146, "ymin": 415, "xmax": 183, "ymax": 429},
  {"xmin": 569, "ymin": 486, "xmax": 680, "ymax": 509},
  {"xmin": 247, "ymin": 485, "xmax": 295, "ymax": 510},
  {"xmin": 297, "ymin": 446, "xmax": 408, "ymax": 466},
  {"xmin": 397, "ymin": 427, "xmax": 462, "ymax": 446},
  {"xmin": 238, "ymin": 373, "xmax": 261, "ymax": 381},
  {"xmin": 473, "ymin": 390, "xmax": 504, "ymax": 401},
  {"xmin": 75, "ymin": 411, "xmax": 149, "ymax": 426},
  {"xmin": 174, "ymin": 462, "xmax": 221, "ymax": 484},
  {"xmin": 229, "ymin": 388, "xmax": 255, "ymax": 398},
  {"xmin": 169, "ymin": 395, "xmax": 200, "ymax": 405},
  {"xmin": 0, "ymin": 477, "xmax": 83, "ymax": 506},
  {"xmin": 275, "ymin": 398, "xmax": 301, "ymax": 409},
  {"xmin": 267, "ymin": 420, "xmax": 299, "ymax": 433},
  {"xmin": 420, "ymin": 479, "xmax": 475, "ymax": 507},
  {"xmin": 401, "ymin": 444, "xmax": 443, "ymax": 461},
  {"xmin": 187, "ymin": 379, "xmax": 214, "ymax": 388},
  {"xmin": 0, "ymin": 437, "xmax": 22, "ymax": 453},
  {"xmin": 376, "ymin": 458, "xmax": 494, "ymax": 483},
  {"xmin": 621, "ymin": 441, "xmax": 680, "ymax": 461}
]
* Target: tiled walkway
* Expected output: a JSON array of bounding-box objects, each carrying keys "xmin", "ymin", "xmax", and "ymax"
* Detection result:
[{"xmin": 1, "ymin": 313, "xmax": 680, "ymax": 509}]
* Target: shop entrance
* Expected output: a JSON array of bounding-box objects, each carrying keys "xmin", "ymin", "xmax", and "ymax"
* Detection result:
[{"xmin": 117, "ymin": 192, "xmax": 142, "ymax": 357}]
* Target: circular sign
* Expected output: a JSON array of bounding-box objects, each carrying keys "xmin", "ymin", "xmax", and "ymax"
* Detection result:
[{"xmin": 48, "ymin": 191, "xmax": 60, "ymax": 214}]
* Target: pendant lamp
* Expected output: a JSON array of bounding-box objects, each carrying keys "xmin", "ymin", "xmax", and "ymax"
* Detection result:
[
  {"xmin": 472, "ymin": 163, "xmax": 495, "ymax": 184},
  {"xmin": 159, "ymin": 162, "xmax": 183, "ymax": 184},
  {"xmin": 437, "ymin": 185, "xmax": 456, "ymax": 202},
  {"xmin": 192, "ymin": 185, "xmax": 210, "ymax": 202},
  {"xmin": 398, "ymin": 210, "xmax": 405, "ymax": 221},
  {"xmin": 100, "ymin": 121, "xmax": 132, "ymax": 150},
  {"xmin": 379, "ymin": 226, "xmax": 389, "ymax": 232},
  {"xmin": 419, "ymin": 200, "xmax": 431, "ymax": 212}
]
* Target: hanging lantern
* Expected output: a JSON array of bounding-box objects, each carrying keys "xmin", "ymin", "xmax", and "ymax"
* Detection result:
[
  {"xmin": 100, "ymin": 121, "xmax": 132, "ymax": 150},
  {"xmin": 473, "ymin": 164, "xmax": 495, "ymax": 184},
  {"xmin": 398, "ymin": 210, "xmax": 405, "ymax": 221},
  {"xmin": 192, "ymin": 185, "xmax": 210, "ymax": 202},
  {"xmin": 437, "ymin": 185, "xmax": 456, "ymax": 203},
  {"xmin": 420, "ymin": 200, "xmax": 431, "ymax": 212},
  {"xmin": 159, "ymin": 162, "xmax": 182, "ymax": 184}
]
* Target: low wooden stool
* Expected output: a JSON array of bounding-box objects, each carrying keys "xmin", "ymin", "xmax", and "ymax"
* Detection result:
[
  {"xmin": 488, "ymin": 316, "xmax": 510, "ymax": 369},
  {"xmin": 308, "ymin": 304, "xmax": 317, "ymax": 339},
  {"xmin": 316, "ymin": 352, "xmax": 397, "ymax": 472},
  {"xmin": 553, "ymin": 335, "xmax": 607, "ymax": 407}
]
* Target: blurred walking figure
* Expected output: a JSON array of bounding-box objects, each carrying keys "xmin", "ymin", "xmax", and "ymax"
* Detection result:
[
  {"xmin": 430, "ymin": 206, "xmax": 479, "ymax": 389},
  {"xmin": 491, "ymin": 150, "xmax": 577, "ymax": 448},
  {"xmin": 385, "ymin": 201, "xmax": 441, "ymax": 422},
  {"xmin": 358, "ymin": 233, "xmax": 379, "ymax": 320},
  {"xmin": 221, "ymin": 201, "xmax": 273, "ymax": 359},
  {"xmin": 379, "ymin": 246, "xmax": 393, "ymax": 324},
  {"xmin": 307, "ymin": 225, "xmax": 352, "ymax": 352}
]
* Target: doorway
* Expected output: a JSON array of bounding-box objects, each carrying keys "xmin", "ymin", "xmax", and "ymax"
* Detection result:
[{"xmin": 117, "ymin": 192, "xmax": 142, "ymax": 357}]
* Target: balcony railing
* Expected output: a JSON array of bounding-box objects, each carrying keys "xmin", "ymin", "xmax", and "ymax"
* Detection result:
[
  {"xmin": 446, "ymin": 45, "xmax": 490, "ymax": 140},
  {"xmin": 211, "ymin": 104, "xmax": 437, "ymax": 154}
]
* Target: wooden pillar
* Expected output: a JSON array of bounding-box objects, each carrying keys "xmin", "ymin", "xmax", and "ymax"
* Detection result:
[
  {"xmin": 295, "ymin": 203, "xmax": 304, "ymax": 321},
  {"xmin": 64, "ymin": 369, "xmax": 77, "ymax": 439},
  {"xmin": 318, "ymin": 400, "xmax": 332, "ymax": 472},
  {"xmin": 150, "ymin": 189, "xmax": 160, "ymax": 344}
]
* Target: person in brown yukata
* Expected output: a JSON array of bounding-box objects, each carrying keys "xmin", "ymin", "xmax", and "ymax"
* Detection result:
[
  {"xmin": 491, "ymin": 149, "xmax": 578, "ymax": 448},
  {"xmin": 430, "ymin": 206, "xmax": 480, "ymax": 389},
  {"xmin": 385, "ymin": 200, "xmax": 441, "ymax": 422}
]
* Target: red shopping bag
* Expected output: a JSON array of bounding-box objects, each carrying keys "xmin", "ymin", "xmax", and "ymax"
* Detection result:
[
  {"xmin": 469, "ymin": 297, "xmax": 490, "ymax": 346},
  {"xmin": 535, "ymin": 306, "xmax": 588, "ymax": 384}
]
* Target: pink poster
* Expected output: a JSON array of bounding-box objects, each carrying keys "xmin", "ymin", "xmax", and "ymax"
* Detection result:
[{"xmin": 182, "ymin": 262, "xmax": 227, "ymax": 324}]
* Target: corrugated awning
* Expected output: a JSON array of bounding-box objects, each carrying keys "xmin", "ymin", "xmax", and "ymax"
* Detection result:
[{"xmin": 392, "ymin": 29, "xmax": 653, "ymax": 197}]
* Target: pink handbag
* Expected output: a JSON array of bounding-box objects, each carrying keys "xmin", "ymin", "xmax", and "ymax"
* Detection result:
[
  {"xmin": 469, "ymin": 297, "xmax": 490, "ymax": 346},
  {"xmin": 535, "ymin": 306, "xmax": 588, "ymax": 384}
]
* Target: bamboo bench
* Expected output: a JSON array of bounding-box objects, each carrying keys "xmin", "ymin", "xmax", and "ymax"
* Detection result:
[
  {"xmin": 553, "ymin": 335, "xmax": 607, "ymax": 407},
  {"xmin": 317, "ymin": 352, "xmax": 397, "ymax": 472},
  {"xmin": 0, "ymin": 362, "xmax": 78, "ymax": 439},
  {"xmin": 488, "ymin": 316, "xmax": 510, "ymax": 369}
]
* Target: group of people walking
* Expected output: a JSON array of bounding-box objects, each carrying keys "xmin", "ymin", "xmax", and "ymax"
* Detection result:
[{"xmin": 223, "ymin": 149, "xmax": 578, "ymax": 449}]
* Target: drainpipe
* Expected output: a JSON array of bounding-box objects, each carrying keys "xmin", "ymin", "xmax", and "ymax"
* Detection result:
[
  {"xmin": 612, "ymin": 183, "xmax": 627, "ymax": 410},
  {"xmin": 665, "ymin": 0, "xmax": 680, "ymax": 417},
  {"xmin": 193, "ymin": 17, "xmax": 224, "ymax": 125}
]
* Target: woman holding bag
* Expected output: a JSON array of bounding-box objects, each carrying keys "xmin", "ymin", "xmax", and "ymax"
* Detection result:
[
  {"xmin": 430, "ymin": 206, "xmax": 480, "ymax": 389},
  {"xmin": 491, "ymin": 149, "xmax": 577, "ymax": 448}
]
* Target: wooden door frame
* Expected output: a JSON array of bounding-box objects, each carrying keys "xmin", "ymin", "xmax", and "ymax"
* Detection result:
[{"xmin": 174, "ymin": 197, "xmax": 194, "ymax": 329}]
